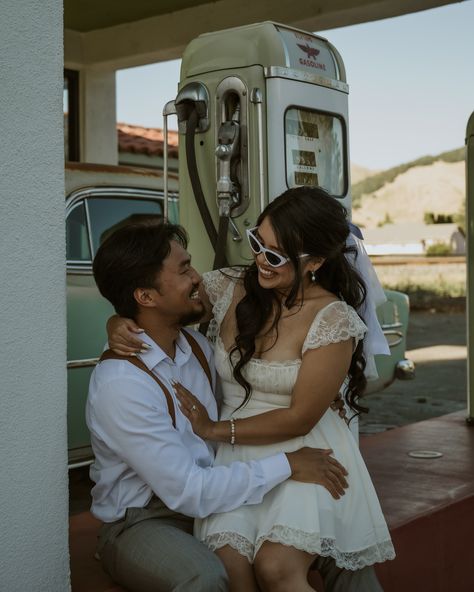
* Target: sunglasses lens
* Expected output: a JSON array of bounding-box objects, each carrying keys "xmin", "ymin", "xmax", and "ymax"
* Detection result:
[
  {"xmin": 247, "ymin": 228, "xmax": 287, "ymax": 267},
  {"xmin": 265, "ymin": 251, "xmax": 284, "ymax": 267},
  {"xmin": 247, "ymin": 231, "xmax": 261, "ymax": 254}
]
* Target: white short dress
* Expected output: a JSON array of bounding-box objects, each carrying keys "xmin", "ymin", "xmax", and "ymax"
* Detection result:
[{"xmin": 195, "ymin": 270, "xmax": 395, "ymax": 570}]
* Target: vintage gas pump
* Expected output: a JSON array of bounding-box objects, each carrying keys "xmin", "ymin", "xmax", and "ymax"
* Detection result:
[{"xmin": 163, "ymin": 21, "xmax": 350, "ymax": 273}]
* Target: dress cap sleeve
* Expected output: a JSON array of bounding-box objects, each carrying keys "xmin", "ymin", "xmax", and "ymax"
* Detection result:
[
  {"xmin": 202, "ymin": 268, "xmax": 243, "ymax": 340},
  {"xmin": 302, "ymin": 301, "xmax": 367, "ymax": 354}
]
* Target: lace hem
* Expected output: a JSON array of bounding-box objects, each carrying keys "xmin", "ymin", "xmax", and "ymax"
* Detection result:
[
  {"xmin": 204, "ymin": 531, "xmax": 254, "ymax": 562},
  {"xmin": 203, "ymin": 526, "xmax": 395, "ymax": 570}
]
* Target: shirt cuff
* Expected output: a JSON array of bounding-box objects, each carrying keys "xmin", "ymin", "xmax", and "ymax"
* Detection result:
[{"xmin": 258, "ymin": 453, "xmax": 292, "ymax": 490}]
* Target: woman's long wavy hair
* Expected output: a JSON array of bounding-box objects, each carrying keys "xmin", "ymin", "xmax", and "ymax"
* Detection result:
[{"xmin": 230, "ymin": 186, "xmax": 368, "ymax": 414}]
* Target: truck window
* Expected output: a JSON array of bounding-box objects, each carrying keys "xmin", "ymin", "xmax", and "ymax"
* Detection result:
[
  {"xmin": 285, "ymin": 108, "xmax": 346, "ymax": 197},
  {"xmin": 87, "ymin": 197, "xmax": 163, "ymax": 255},
  {"xmin": 66, "ymin": 201, "xmax": 91, "ymax": 262}
]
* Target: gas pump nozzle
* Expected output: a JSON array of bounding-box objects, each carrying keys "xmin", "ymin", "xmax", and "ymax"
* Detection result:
[
  {"xmin": 216, "ymin": 116, "xmax": 240, "ymax": 217},
  {"xmin": 175, "ymin": 82, "xmax": 210, "ymax": 133}
]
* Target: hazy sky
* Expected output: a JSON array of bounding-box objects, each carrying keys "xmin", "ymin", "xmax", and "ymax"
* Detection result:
[{"xmin": 116, "ymin": 1, "xmax": 474, "ymax": 170}]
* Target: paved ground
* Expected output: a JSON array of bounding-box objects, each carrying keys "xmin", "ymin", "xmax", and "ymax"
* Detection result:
[
  {"xmin": 359, "ymin": 310, "xmax": 467, "ymax": 434},
  {"xmin": 70, "ymin": 310, "xmax": 468, "ymax": 512}
]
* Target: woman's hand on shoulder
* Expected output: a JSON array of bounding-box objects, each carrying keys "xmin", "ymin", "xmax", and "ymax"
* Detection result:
[
  {"xmin": 106, "ymin": 314, "xmax": 145, "ymax": 356},
  {"xmin": 330, "ymin": 393, "xmax": 347, "ymax": 421}
]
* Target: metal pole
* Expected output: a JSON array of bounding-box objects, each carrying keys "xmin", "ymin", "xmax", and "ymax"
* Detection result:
[
  {"xmin": 162, "ymin": 100, "xmax": 177, "ymax": 221},
  {"xmin": 250, "ymin": 88, "xmax": 265, "ymax": 214},
  {"xmin": 465, "ymin": 112, "xmax": 474, "ymax": 425}
]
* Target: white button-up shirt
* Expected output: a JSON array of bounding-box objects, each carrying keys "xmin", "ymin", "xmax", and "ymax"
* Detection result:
[{"xmin": 86, "ymin": 329, "xmax": 290, "ymax": 523}]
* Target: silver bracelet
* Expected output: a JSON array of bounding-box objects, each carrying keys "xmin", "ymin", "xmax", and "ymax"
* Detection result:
[{"xmin": 230, "ymin": 417, "xmax": 236, "ymax": 450}]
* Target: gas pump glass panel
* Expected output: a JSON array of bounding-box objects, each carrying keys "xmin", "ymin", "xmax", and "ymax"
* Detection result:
[{"xmin": 285, "ymin": 108, "xmax": 346, "ymax": 197}]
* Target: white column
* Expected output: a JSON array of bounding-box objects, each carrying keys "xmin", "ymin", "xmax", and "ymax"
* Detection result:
[
  {"xmin": 81, "ymin": 68, "xmax": 118, "ymax": 164},
  {"xmin": 0, "ymin": 1, "xmax": 70, "ymax": 590}
]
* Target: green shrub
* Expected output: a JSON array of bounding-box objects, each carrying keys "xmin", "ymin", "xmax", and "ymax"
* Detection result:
[
  {"xmin": 426, "ymin": 242, "xmax": 452, "ymax": 256},
  {"xmin": 374, "ymin": 262, "xmax": 466, "ymax": 310},
  {"xmin": 424, "ymin": 212, "xmax": 454, "ymax": 224}
]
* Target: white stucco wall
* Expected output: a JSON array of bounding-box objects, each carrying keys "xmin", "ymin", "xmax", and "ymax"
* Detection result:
[{"xmin": 0, "ymin": 1, "xmax": 70, "ymax": 590}]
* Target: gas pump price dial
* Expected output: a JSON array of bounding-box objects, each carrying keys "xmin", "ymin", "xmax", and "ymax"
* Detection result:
[{"xmin": 285, "ymin": 107, "xmax": 346, "ymax": 197}]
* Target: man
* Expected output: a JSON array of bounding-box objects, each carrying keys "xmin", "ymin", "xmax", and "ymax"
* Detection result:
[{"xmin": 88, "ymin": 220, "xmax": 378, "ymax": 592}]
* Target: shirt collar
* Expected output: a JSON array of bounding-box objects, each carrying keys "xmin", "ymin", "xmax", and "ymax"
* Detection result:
[{"xmin": 138, "ymin": 331, "xmax": 192, "ymax": 371}]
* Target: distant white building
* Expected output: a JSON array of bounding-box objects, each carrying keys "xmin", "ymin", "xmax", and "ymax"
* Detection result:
[{"xmin": 362, "ymin": 223, "xmax": 465, "ymax": 256}]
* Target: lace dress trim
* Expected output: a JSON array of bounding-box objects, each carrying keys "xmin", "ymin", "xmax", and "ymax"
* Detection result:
[
  {"xmin": 204, "ymin": 271, "xmax": 367, "ymax": 357},
  {"xmin": 203, "ymin": 526, "xmax": 395, "ymax": 570},
  {"xmin": 302, "ymin": 301, "xmax": 367, "ymax": 354},
  {"xmin": 202, "ymin": 268, "xmax": 242, "ymax": 342}
]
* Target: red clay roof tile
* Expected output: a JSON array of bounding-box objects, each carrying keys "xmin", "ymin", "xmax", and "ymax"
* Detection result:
[{"xmin": 117, "ymin": 123, "xmax": 179, "ymax": 158}]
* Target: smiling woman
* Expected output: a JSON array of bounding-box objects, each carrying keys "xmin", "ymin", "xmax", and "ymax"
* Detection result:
[
  {"xmin": 185, "ymin": 187, "xmax": 394, "ymax": 590},
  {"xmin": 248, "ymin": 218, "xmax": 316, "ymax": 290},
  {"xmin": 246, "ymin": 226, "xmax": 310, "ymax": 268}
]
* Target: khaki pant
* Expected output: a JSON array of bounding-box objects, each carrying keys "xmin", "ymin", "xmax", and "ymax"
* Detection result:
[
  {"xmin": 98, "ymin": 497, "xmax": 228, "ymax": 592},
  {"xmin": 314, "ymin": 557, "xmax": 383, "ymax": 592},
  {"xmin": 98, "ymin": 497, "xmax": 382, "ymax": 592}
]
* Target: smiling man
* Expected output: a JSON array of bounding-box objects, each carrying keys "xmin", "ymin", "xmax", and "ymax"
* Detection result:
[{"xmin": 87, "ymin": 220, "xmax": 350, "ymax": 592}]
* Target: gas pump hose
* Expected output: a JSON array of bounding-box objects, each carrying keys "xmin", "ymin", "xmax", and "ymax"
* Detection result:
[
  {"xmin": 185, "ymin": 107, "xmax": 229, "ymax": 271},
  {"xmin": 185, "ymin": 106, "xmax": 229, "ymax": 333}
]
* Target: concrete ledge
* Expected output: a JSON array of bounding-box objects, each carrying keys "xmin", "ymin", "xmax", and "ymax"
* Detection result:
[{"xmin": 361, "ymin": 411, "xmax": 474, "ymax": 591}]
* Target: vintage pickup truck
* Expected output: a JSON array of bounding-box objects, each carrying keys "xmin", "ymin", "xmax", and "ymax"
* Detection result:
[
  {"xmin": 66, "ymin": 162, "xmax": 179, "ymax": 467},
  {"xmin": 65, "ymin": 162, "xmax": 413, "ymax": 468}
]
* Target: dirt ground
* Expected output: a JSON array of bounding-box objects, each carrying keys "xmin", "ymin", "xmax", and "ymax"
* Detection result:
[{"xmin": 359, "ymin": 310, "xmax": 467, "ymax": 434}]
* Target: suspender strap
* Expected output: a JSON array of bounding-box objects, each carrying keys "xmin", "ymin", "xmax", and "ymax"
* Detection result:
[
  {"xmin": 99, "ymin": 350, "xmax": 176, "ymax": 428},
  {"xmin": 182, "ymin": 329, "xmax": 212, "ymax": 387},
  {"xmin": 99, "ymin": 331, "xmax": 211, "ymax": 429}
]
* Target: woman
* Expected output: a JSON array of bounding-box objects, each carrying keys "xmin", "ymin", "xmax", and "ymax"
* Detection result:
[{"xmin": 109, "ymin": 186, "xmax": 394, "ymax": 591}]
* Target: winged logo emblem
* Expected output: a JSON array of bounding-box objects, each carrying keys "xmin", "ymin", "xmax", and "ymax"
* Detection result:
[{"xmin": 297, "ymin": 44, "xmax": 320, "ymax": 59}]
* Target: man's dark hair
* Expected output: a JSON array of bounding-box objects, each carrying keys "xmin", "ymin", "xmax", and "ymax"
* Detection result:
[{"xmin": 93, "ymin": 220, "xmax": 188, "ymax": 319}]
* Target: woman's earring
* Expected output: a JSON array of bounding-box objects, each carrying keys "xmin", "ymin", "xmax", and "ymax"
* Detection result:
[{"xmin": 311, "ymin": 269, "xmax": 317, "ymax": 283}]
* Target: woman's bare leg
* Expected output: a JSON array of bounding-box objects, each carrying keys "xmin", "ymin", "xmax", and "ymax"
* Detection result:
[
  {"xmin": 215, "ymin": 545, "xmax": 260, "ymax": 592},
  {"xmin": 254, "ymin": 542, "xmax": 317, "ymax": 592}
]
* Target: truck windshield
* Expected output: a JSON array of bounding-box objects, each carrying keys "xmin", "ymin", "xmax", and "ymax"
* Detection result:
[
  {"xmin": 66, "ymin": 193, "xmax": 180, "ymax": 266},
  {"xmin": 285, "ymin": 107, "xmax": 346, "ymax": 197},
  {"xmin": 87, "ymin": 197, "xmax": 163, "ymax": 255}
]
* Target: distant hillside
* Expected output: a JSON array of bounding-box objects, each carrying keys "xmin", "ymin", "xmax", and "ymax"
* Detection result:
[
  {"xmin": 351, "ymin": 147, "xmax": 465, "ymax": 229},
  {"xmin": 352, "ymin": 147, "xmax": 464, "ymax": 206},
  {"xmin": 350, "ymin": 163, "xmax": 377, "ymax": 184}
]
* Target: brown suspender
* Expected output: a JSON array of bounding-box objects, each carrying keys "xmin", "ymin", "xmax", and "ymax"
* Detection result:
[
  {"xmin": 100, "ymin": 349, "xmax": 178, "ymax": 427},
  {"xmin": 181, "ymin": 329, "xmax": 212, "ymax": 385},
  {"xmin": 99, "ymin": 330, "xmax": 212, "ymax": 429}
]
